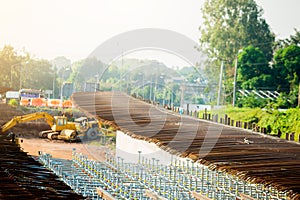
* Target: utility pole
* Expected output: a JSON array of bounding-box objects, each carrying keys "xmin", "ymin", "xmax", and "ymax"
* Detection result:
[
  {"xmin": 53, "ymin": 73, "xmax": 55, "ymax": 98},
  {"xmin": 149, "ymin": 78, "xmax": 152, "ymax": 101},
  {"xmin": 233, "ymin": 57, "xmax": 238, "ymax": 107},
  {"xmin": 142, "ymin": 74, "xmax": 144, "ymax": 99},
  {"xmin": 19, "ymin": 65, "xmax": 22, "ymax": 90},
  {"xmin": 180, "ymin": 84, "xmax": 185, "ymax": 108},
  {"xmin": 153, "ymin": 77, "xmax": 157, "ymax": 102},
  {"xmin": 120, "ymin": 51, "xmax": 123, "ymax": 91},
  {"xmin": 217, "ymin": 61, "xmax": 224, "ymax": 106},
  {"xmin": 233, "ymin": 49, "xmax": 243, "ymax": 107},
  {"xmin": 95, "ymin": 74, "xmax": 99, "ymax": 92}
]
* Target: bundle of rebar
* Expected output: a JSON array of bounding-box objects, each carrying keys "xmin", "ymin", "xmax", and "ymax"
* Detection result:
[
  {"xmin": 72, "ymin": 91, "xmax": 300, "ymax": 199},
  {"xmin": 0, "ymin": 138, "xmax": 84, "ymax": 199}
]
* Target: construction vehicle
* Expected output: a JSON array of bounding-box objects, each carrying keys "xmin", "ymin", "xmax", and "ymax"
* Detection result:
[
  {"xmin": 74, "ymin": 117, "xmax": 100, "ymax": 140},
  {"xmin": 0, "ymin": 112, "xmax": 101, "ymax": 141}
]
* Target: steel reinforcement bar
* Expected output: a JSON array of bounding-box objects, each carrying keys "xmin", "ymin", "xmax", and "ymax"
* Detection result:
[
  {"xmin": 72, "ymin": 91, "xmax": 300, "ymax": 199},
  {"xmin": 39, "ymin": 150, "xmax": 289, "ymax": 200}
]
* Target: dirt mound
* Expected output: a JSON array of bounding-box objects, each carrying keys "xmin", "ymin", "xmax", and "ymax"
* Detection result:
[
  {"xmin": 0, "ymin": 86, "xmax": 11, "ymax": 94},
  {"xmin": 0, "ymin": 103, "xmax": 23, "ymax": 121},
  {"xmin": 0, "ymin": 104, "xmax": 49, "ymax": 137}
]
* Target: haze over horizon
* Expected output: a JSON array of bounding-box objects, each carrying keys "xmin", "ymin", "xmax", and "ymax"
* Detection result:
[{"xmin": 0, "ymin": 0, "xmax": 299, "ymax": 67}]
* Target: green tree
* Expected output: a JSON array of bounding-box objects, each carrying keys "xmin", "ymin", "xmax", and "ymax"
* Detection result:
[
  {"xmin": 273, "ymin": 45, "xmax": 300, "ymax": 106},
  {"xmin": 273, "ymin": 45, "xmax": 300, "ymax": 88},
  {"xmin": 237, "ymin": 93, "xmax": 268, "ymax": 108},
  {"xmin": 289, "ymin": 29, "xmax": 300, "ymax": 46},
  {"xmin": 69, "ymin": 57, "xmax": 105, "ymax": 91},
  {"xmin": 0, "ymin": 45, "xmax": 26, "ymax": 89},
  {"xmin": 200, "ymin": 0, "xmax": 274, "ymax": 62},
  {"xmin": 237, "ymin": 46, "xmax": 273, "ymax": 90},
  {"xmin": 275, "ymin": 29, "xmax": 300, "ymax": 50},
  {"xmin": 200, "ymin": 0, "xmax": 274, "ymax": 104},
  {"xmin": 202, "ymin": 59, "xmax": 221, "ymax": 104},
  {"xmin": 50, "ymin": 56, "xmax": 71, "ymax": 72},
  {"xmin": 22, "ymin": 59, "xmax": 55, "ymax": 91},
  {"xmin": 0, "ymin": 45, "xmax": 56, "ymax": 92}
]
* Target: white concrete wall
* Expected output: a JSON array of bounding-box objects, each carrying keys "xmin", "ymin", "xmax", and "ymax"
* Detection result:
[
  {"xmin": 116, "ymin": 130, "xmax": 187, "ymax": 165},
  {"xmin": 183, "ymin": 103, "xmax": 211, "ymax": 112}
]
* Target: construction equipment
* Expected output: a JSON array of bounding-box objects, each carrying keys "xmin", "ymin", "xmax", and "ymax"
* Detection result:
[
  {"xmin": 74, "ymin": 117, "xmax": 101, "ymax": 140},
  {"xmin": 0, "ymin": 112, "xmax": 101, "ymax": 141}
]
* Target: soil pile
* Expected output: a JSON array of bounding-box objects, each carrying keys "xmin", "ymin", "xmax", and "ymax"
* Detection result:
[{"xmin": 0, "ymin": 104, "xmax": 50, "ymax": 137}]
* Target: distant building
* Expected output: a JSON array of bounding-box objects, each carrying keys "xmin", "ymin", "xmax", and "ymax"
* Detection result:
[{"xmin": 84, "ymin": 82, "xmax": 99, "ymax": 92}]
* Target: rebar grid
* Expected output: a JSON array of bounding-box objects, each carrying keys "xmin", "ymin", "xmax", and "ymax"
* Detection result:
[{"xmin": 39, "ymin": 150, "xmax": 289, "ymax": 200}]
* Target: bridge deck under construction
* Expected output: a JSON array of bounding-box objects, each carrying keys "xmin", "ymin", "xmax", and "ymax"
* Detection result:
[{"xmin": 72, "ymin": 92, "xmax": 300, "ymax": 199}]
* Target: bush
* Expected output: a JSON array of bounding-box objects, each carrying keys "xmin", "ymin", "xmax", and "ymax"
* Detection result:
[
  {"xmin": 226, "ymin": 107, "xmax": 300, "ymax": 140},
  {"xmin": 236, "ymin": 94, "xmax": 269, "ymax": 108},
  {"xmin": 8, "ymin": 99, "xmax": 18, "ymax": 107},
  {"xmin": 210, "ymin": 107, "xmax": 299, "ymax": 140}
]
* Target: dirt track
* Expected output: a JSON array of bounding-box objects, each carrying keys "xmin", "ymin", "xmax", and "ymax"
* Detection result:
[{"xmin": 19, "ymin": 137, "xmax": 107, "ymax": 161}]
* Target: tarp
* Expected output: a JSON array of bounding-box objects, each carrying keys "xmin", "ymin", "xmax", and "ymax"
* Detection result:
[
  {"xmin": 62, "ymin": 100, "xmax": 73, "ymax": 108},
  {"xmin": 31, "ymin": 98, "xmax": 47, "ymax": 107}
]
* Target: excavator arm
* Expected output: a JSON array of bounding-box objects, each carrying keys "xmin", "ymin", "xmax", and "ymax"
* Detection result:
[{"xmin": 1, "ymin": 112, "xmax": 54, "ymax": 133}]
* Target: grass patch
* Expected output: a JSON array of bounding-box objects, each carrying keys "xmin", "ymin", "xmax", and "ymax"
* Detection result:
[{"xmin": 197, "ymin": 106, "xmax": 300, "ymax": 141}]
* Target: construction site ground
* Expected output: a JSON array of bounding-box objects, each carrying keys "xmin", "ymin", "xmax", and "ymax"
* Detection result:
[{"xmin": 0, "ymin": 103, "xmax": 108, "ymax": 161}]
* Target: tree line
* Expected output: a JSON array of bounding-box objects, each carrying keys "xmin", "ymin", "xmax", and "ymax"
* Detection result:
[
  {"xmin": 0, "ymin": 46, "xmax": 55, "ymax": 93},
  {"xmin": 200, "ymin": 0, "xmax": 300, "ymax": 108},
  {"xmin": 1, "ymin": 0, "xmax": 299, "ymax": 109}
]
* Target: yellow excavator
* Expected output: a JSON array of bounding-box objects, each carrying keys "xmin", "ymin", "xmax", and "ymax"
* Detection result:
[{"xmin": 0, "ymin": 112, "xmax": 99, "ymax": 141}]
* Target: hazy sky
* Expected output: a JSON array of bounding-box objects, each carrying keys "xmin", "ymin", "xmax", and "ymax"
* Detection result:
[{"xmin": 0, "ymin": 0, "xmax": 299, "ymax": 66}]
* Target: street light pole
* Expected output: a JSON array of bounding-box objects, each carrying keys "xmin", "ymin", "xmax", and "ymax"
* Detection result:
[
  {"xmin": 10, "ymin": 67, "xmax": 13, "ymax": 88},
  {"xmin": 52, "ymin": 73, "xmax": 56, "ymax": 98},
  {"xmin": 233, "ymin": 57, "xmax": 238, "ymax": 107},
  {"xmin": 17, "ymin": 61, "xmax": 29, "ymax": 90},
  {"xmin": 19, "ymin": 65, "xmax": 22, "ymax": 90},
  {"xmin": 95, "ymin": 74, "xmax": 99, "ymax": 92},
  {"xmin": 10, "ymin": 66, "xmax": 13, "ymax": 89},
  {"xmin": 233, "ymin": 49, "xmax": 243, "ymax": 107},
  {"xmin": 138, "ymin": 72, "xmax": 144, "ymax": 99},
  {"xmin": 142, "ymin": 74, "xmax": 144, "ymax": 99},
  {"xmin": 149, "ymin": 76, "xmax": 152, "ymax": 101},
  {"xmin": 217, "ymin": 61, "xmax": 224, "ymax": 106},
  {"xmin": 10, "ymin": 63, "xmax": 21, "ymax": 89},
  {"xmin": 60, "ymin": 81, "xmax": 66, "ymax": 105},
  {"xmin": 171, "ymin": 83, "xmax": 174, "ymax": 108}
]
